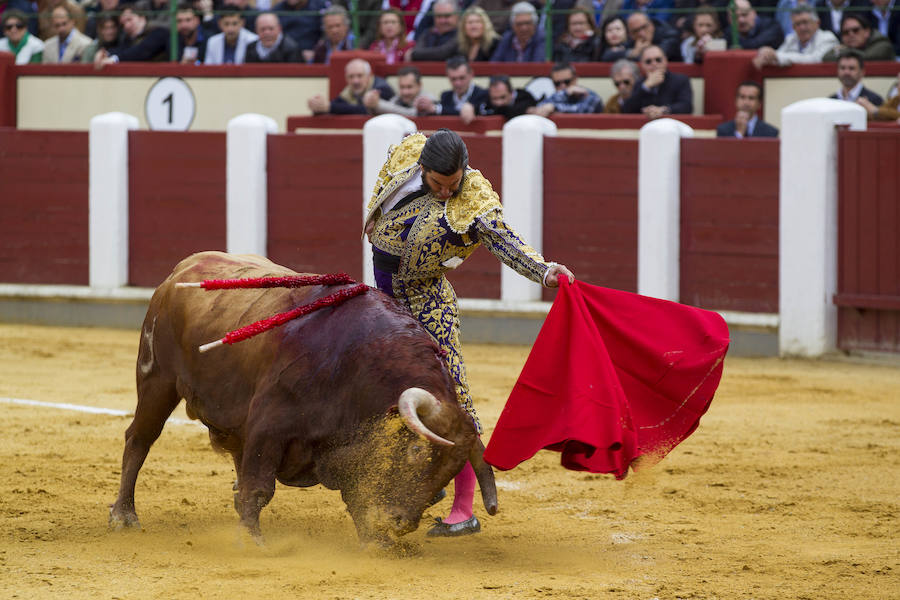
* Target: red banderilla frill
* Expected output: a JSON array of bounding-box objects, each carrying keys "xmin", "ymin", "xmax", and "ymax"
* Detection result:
[{"xmin": 175, "ymin": 274, "xmax": 368, "ymax": 352}]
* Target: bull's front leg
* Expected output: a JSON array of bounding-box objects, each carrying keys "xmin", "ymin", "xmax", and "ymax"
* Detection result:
[{"xmin": 234, "ymin": 431, "xmax": 283, "ymax": 544}]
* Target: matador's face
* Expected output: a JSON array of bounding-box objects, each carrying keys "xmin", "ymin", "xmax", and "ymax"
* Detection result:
[{"xmin": 421, "ymin": 167, "xmax": 464, "ymax": 200}]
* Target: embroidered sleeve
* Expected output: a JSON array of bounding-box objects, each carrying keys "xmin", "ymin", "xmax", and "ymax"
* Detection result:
[{"xmin": 473, "ymin": 207, "xmax": 551, "ymax": 286}]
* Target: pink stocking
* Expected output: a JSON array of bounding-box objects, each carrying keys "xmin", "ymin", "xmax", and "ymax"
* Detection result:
[{"xmin": 443, "ymin": 461, "xmax": 475, "ymax": 524}]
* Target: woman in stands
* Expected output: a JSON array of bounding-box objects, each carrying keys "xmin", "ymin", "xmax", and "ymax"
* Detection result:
[
  {"xmin": 456, "ymin": 6, "xmax": 499, "ymax": 62},
  {"xmin": 680, "ymin": 7, "xmax": 725, "ymax": 64},
  {"xmin": 552, "ymin": 6, "xmax": 601, "ymax": 62},
  {"xmin": 597, "ymin": 15, "xmax": 629, "ymax": 62},
  {"xmin": 81, "ymin": 13, "xmax": 121, "ymax": 63},
  {"xmin": 369, "ymin": 9, "xmax": 414, "ymax": 65}
]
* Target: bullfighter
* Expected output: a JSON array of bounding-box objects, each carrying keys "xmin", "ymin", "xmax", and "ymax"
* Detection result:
[{"xmin": 363, "ymin": 129, "xmax": 574, "ymax": 537}]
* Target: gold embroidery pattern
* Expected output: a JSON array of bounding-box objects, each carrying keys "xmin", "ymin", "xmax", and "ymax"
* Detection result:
[
  {"xmin": 444, "ymin": 170, "xmax": 502, "ymax": 234},
  {"xmin": 368, "ymin": 195, "xmax": 430, "ymax": 257},
  {"xmin": 391, "ymin": 274, "xmax": 480, "ymax": 433},
  {"xmin": 400, "ymin": 198, "xmax": 478, "ymax": 280}
]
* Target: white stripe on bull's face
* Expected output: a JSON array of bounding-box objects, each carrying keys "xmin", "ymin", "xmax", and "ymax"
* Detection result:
[{"xmin": 138, "ymin": 316, "xmax": 156, "ymax": 376}]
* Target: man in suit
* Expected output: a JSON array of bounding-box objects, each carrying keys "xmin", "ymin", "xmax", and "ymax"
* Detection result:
[
  {"xmin": 414, "ymin": 55, "xmax": 489, "ymax": 121},
  {"xmin": 725, "ymin": 0, "xmax": 784, "ymax": 50},
  {"xmin": 245, "ymin": 12, "xmax": 302, "ymax": 63},
  {"xmin": 203, "ymin": 10, "xmax": 258, "ymax": 64},
  {"xmin": 42, "ymin": 4, "xmax": 92, "ymax": 63},
  {"xmin": 95, "ymin": 3, "xmax": 170, "ymax": 65},
  {"xmin": 829, "ymin": 49, "xmax": 884, "ymax": 112},
  {"xmin": 625, "ymin": 12, "xmax": 682, "ymax": 62},
  {"xmin": 623, "ymin": 45, "xmax": 693, "ymax": 119},
  {"xmin": 307, "ymin": 57, "xmax": 395, "ymax": 114},
  {"xmin": 717, "ymin": 81, "xmax": 779, "ymax": 138}
]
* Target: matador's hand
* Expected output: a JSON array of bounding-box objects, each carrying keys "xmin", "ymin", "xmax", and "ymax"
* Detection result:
[{"xmin": 545, "ymin": 264, "xmax": 575, "ymax": 287}]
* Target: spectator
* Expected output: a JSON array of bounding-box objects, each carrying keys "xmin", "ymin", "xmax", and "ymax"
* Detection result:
[
  {"xmin": 307, "ymin": 57, "xmax": 394, "ymax": 114},
  {"xmin": 384, "ymin": 0, "xmax": 424, "ymax": 35},
  {"xmin": 531, "ymin": 62, "xmax": 603, "ymax": 116},
  {"xmin": 135, "ymin": 0, "xmax": 171, "ymax": 29},
  {"xmin": 409, "ymin": 0, "xmax": 458, "ymax": 60},
  {"xmin": 680, "ymin": 7, "xmax": 725, "ymax": 64},
  {"xmin": 81, "ymin": 13, "xmax": 120, "ymax": 63},
  {"xmin": 203, "ymin": 9, "xmax": 258, "ymax": 64},
  {"xmin": 38, "ymin": 0, "xmax": 86, "ymax": 41},
  {"xmin": 625, "ymin": 11, "xmax": 681, "ymax": 61},
  {"xmin": 822, "ymin": 14, "xmax": 896, "ymax": 62},
  {"xmin": 309, "ymin": 5, "xmax": 354, "ymax": 64},
  {"xmin": 829, "ymin": 49, "xmax": 883, "ymax": 113},
  {"xmin": 598, "ymin": 15, "xmax": 630, "ymax": 62},
  {"xmin": 818, "ymin": 0, "xmax": 867, "ymax": 37},
  {"xmin": 472, "ymin": 0, "xmax": 521, "ymax": 36},
  {"xmin": 470, "ymin": 73, "xmax": 537, "ymax": 121},
  {"xmin": 604, "ymin": 58, "xmax": 640, "ymax": 113},
  {"xmin": 490, "ymin": 1, "xmax": 545, "ymax": 62},
  {"xmin": 553, "ymin": 6, "xmax": 601, "ymax": 62},
  {"xmin": 868, "ymin": 0, "xmax": 900, "ymax": 55},
  {"xmin": 364, "ymin": 65, "xmax": 435, "ymax": 116},
  {"xmin": 622, "ymin": 0, "xmax": 674, "ymax": 24},
  {"xmin": 455, "ymin": 5, "xmax": 500, "ymax": 62},
  {"xmin": 95, "ymin": 4, "xmax": 169, "ymax": 65},
  {"xmin": 774, "ymin": 0, "xmax": 818, "ymax": 38},
  {"xmin": 193, "ymin": 0, "xmax": 219, "ymax": 40},
  {"xmin": 857, "ymin": 72, "xmax": 899, "ymax": 122},
  {"xmin": 273, "ymin": 0, "xmax": 327, "ymax": 53},
  {"xmin": 221, "ymin": 0, "xmax": 259, "ymax": 33},
  {"xmin": 42, "ymin": 3, "xmax": 91, "ymax": 63},
  {"xmin": 724, "ymin": 0, "xmax": 784, "ymax": 50},
  {"xmin": 173, "ymin": 3, "xmax": 206, "ymax": 64},
  {"xmin": 0, "ymin": 9, "xmax": 43, "ymax": 63},
  {"xmin": 415, "ymin": 55, "xmax": 489, "ymax": 116},
  {"xmin": 623, "ymin": 44, "xmax": 693, "ymax": 117},
  {"xmin": 716, "ymin": 81, "xmax": 778, "ymax": 137},
  {"xmin": 332, "ymin": 0, "xmax": 380, "ymax": 48},
  {"xmin": 752, "ymin": 6, "xmax": 837, "ymax": 67},
  {"xmin": 86, "ymin": 0, "xmax": 120, "ymax": 38},
  {"xmin": 369, "ymin": 9, "xmax": 414, "ymax": 64},
  {"xmin": 245, "ymin": 12, "xmax": 302, "ymax": 62}
]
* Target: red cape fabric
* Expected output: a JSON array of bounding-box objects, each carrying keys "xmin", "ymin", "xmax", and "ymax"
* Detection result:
[{"xmin": 483, "ymin": 279, "xmax": 729, "ymax": 479}]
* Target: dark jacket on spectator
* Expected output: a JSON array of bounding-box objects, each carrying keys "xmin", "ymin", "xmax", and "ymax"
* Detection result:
[
  {"xmin": 274, "ymin": 0, "xmax": 328, "ymax": 51},
  {"xmin": 724, "ymin": 15, "xmax": 784, "ymax": 50},
  {"xmin": 110, "ymin": 26, "xmax": 169, "ymax": 61},
  {"xmin": 716, "ymin": 118, "xmax": 779, "ymax": 137},
  {"xmin": 623, "ymin": 71, "xmax": 693, "ymax": 114},
  {"xmin": 310, "ymin": 33, "xmax": 354, "ymax": 63},
  {"xmin": 439, "ymin": 85, "xmax": 490, "ymax": 116},
  {"xmin": 817, "ymin": 0, "xmax": 869, "ymax": 37},
  {"xmin": 475, "ymin": 88, "xmax": 537, "ymax": 120},
  {"xmin": 329, "ymin": 76, "xmax": 394, "ymax": 114},
  {"xmin": 822, "ymin": 31, "xmax": 897, "ymax": 62},
  {"xmin": 628, "ymin": 18, "xmax": 682, "ymax": 61},
  {"xmin": 829, "ymin": 87, "xmax": 884, "ymax": 106},
  {"xmin": 245, "ymin": 34, "xmax": 302, "ymax": 62},
  {"xmin": 552, "ymin": 34, "xmax": 602, "ymax": 63},
  {"xmin": 490, "ymin": 28, "xmax": 546, "ymax": 62}
]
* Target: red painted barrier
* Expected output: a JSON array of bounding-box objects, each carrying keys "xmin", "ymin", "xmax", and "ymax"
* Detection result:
[
  {"xmin": 0, "ymin": 54, "xmax": 14, "ymax": 128},
  {"xmin": 680, "ymin": 138, "xmax": 779, "ymax": 313},
  {"xmin": 836, "ymin": 129, "xmax": 900, "ymax": 352},
  {"xmin": 543, "ymin": 137, "xmax": 639, "ymax": 301},
  {"xmin": 0, "ymin": 128, "xmax": 89, "ymax": 284},
  {"xmin": 128, "ymin": 130, "xmax": 227, "ymax": 287}
]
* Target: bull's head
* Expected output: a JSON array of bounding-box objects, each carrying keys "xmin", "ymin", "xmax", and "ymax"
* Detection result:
[{"xmin": 340, "ymin": 388, "xmax": 497, "ymax": 546}]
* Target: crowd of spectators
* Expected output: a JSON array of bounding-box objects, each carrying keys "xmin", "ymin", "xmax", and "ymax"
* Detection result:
[{"xmin": 1, "ymin": 0, "xmax": 898, "ymax": 126}]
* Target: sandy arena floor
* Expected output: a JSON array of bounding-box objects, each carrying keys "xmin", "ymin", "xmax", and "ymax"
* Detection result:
[{"xmin": 0, "ymin": 323, "xmax": 898, "ymax": 599}]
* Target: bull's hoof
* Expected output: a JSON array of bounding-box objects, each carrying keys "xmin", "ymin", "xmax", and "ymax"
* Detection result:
[
  {"xmin": 426, "ymin": 488, "xmax": 446, "ymax": 507},
  {"xmin": 426, "ymin": 515, "xmax": 480, "ymax": 537},
  {"xmin": 108, "ymin": 505, "xmax": 141, "ymax": 531}
]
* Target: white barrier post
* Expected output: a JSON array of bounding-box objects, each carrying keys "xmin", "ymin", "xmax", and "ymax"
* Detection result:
[
  {"xmin": 89, "ymin": 112, "xmax": 140, "ymax": 288},
  {"xmin": 779, "ymin": 99, "xmax": 865, "ymax": 357},
  {"xmin": 501, "ymin": 115, "xmax": 558, "ymax": 301},
  {"xmin": 637, "ymin": 118, "xmax": 694, "ymax": 301},
  {"xmin": 226, "ymin": 113, "xmax": 278, "ymax": 256},
  {"xmin": 362, "ymin": 115, "xmax": 417, "ymax": 287}
]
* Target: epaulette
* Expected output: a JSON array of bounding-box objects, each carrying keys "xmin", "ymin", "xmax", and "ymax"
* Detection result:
[{"xmin": 444, "ymin": 169, "xmax": 502, "ymax": 234}]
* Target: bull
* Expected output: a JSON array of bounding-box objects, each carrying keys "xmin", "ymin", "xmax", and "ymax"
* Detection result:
[{"xmin": 109, "ymin": 251, "xmax": 498, "ymax": 545}]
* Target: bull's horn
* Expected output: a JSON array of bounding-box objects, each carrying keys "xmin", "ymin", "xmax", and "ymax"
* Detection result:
[
  {"xmin": 398, "ymin": 388, "xmax": 455, "ymax": 447},
  {"xmin": 469, "ymin": 437, "xmax": 498, "ymax": 515}
]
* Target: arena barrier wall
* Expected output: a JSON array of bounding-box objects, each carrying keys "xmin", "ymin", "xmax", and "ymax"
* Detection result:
[{"xmin": 835, "ymin": 128, "xmax": 900, "ymax": 353}]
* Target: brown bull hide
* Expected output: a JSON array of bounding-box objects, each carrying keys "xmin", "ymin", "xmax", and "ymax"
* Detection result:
[{"xmin": 109, "ymin": 251, "xmax": 486, "ymax": 545}]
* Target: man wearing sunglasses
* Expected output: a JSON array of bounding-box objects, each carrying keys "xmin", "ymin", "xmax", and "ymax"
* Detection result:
[
  {"xmin": 603, "ymin": 58, "xmax": 640, "ymax": 113},
  {"xmin": 822, "ymin": 13, "xmax": 896, "ymax": 62},
  {"xmin": 0, "ymin": 9, "xmax": 44, "ymax": 64},
  {"xmin": 531, "ymin": 62, "xmax": 602, "ymax": 116},
  {"xmin": 622, "ymin": 45, "xmax": 692, "ymax": 119}
]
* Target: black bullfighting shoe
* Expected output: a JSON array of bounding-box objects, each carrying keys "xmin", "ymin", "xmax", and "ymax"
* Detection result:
[
  {"xmin": 426, "ymin": 515, "xmax": 481, "ymax": 537},
  {"xmin": 426, "ymin": 489, "xmax": 447, "ymax": 507}
]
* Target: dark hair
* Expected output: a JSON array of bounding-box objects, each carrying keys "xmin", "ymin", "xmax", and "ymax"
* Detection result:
[
  {"xmin": 176, "ymin": 2, "xmax": 198, "ymax": 15},
  {"xmin": 840, "ymin": 13, "xmax": 871, "ymax": 31},
  {"xmin": 837, "ymin": 47, "xmax": 865, "ymax": 68},
  {"xmin": 1, "ymin": 9, "xmax": 28, "ymax": 27},
  {"xmin": 551, "ymin": 61, "xmax": 575, "ymax": 76},
  {"xmin": 419, "ymin": 129, "xmax": 469, "ymax": 175},
  {"xmin": 736, "ymin": 80, "xmax": 762, "ymax": 100},
  {"xmin": 489, "ymin": 74, "xmax": 512, "ymax": 93},
  {"xmin": 446, "ymin": 54, "xmax": 471, "ymax": 72},
  {"xmin": 397, "ymin": 65, "xmax": 422, "ymax": 82}
]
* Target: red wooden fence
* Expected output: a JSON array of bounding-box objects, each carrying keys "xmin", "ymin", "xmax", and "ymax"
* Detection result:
[
  {"xmin": 680, "ymin": 138, "xmax": 779, "ymax": 313},
  {"xmin": 128, "ymin": 131, "xmax": 227, "ymax": 287},
  {"xmin": 0, "ymin": 129, "xmax": 89, "ymax": 285},
  {"xmin": 836, "ymin": 129, "xmax": 900, "ymax": 353}
]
